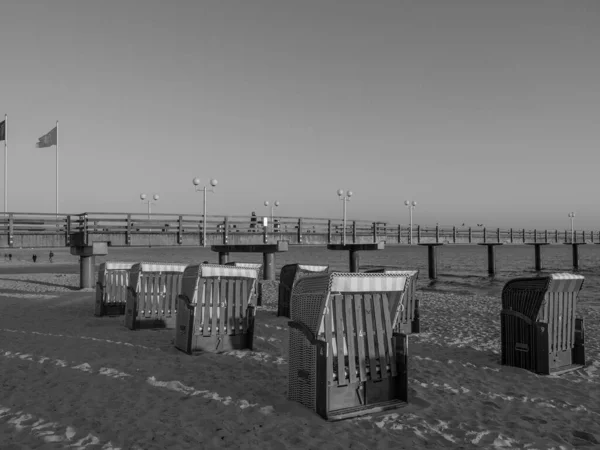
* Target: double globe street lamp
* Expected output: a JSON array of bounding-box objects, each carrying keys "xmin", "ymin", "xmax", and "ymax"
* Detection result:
[
  {"xmin": 404, "ymin": 200, "xmax": 417, "ymax": 245},
  {"xmin": 337, "ymin": 189, "xmax": 353, "ymax": 246},
  {"xmin": 264, "ymin": 200, "xmax": 280, "ymax": 233},
  {"xmin": 568, "ymin": 212, "xmax": 576, "ymax": 243},
  {"xmin": 193, "ymin": 177, "xmax": 218, "ymax": 247},
  {"xmin": 140, "ymin": 193, "xmax": 159, "ymax": 220}
]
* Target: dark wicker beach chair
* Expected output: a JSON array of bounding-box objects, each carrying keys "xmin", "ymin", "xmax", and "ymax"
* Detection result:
[
  {"xmin": 288, "ymin": 272, "xmax": 409, "ymax": 421},
  {"xmin": 277, "ymin": 263, "xmax": 329, "ymax": 318},
  {"xmin": 124, "ymin": 262, "xmax": 188, "ymax": 330},
  {"xmin": 363, "ymin": 268, "xmax": 419, "ymax": 334},
  {"xmin": 175, "ymin": 264, "xmax": 259, "ymax": 353},
  {"xmin": 95, "ymin": 261, "xmax": 135, "ymax": 316},
  {"xmin": 501, "ymin": 273, "xmax": 585, "ymax": 375}
]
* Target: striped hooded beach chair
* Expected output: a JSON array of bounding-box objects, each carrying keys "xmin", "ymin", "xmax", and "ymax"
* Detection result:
[
  {"xmin": 363, "ymin": 268, "xmax": 419, "ymax": 334},
  {"xmin": 278, "ymin": 263, "xmax": 330, "ymax": 318},
  {"xmin": 288, "ymin": 272, "xmax": 409, "ymax": 421},
  {"xmin": 125, "ymin": 262, "xmax": 188, "ymax": 330},
  {"xmin": 175, "ymin": 264, "xmax": 259, "ymax": 353},
  {"xmin": 95, "ymin": 261, "xmax": 135, "ymax": 316},
  {"xmin": 501, "ymin": 273, "xmax": 585, "ymax": 375}
]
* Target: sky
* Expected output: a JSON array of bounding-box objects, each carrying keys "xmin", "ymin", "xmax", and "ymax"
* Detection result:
[{"xmin": 0, "ymin": 0, "xmax": 599, "ymax": 229}]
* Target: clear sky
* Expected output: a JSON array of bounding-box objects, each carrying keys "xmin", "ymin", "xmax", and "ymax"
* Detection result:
[{"xmin": 1, "ymin": 0, "xmax": 599, "ymax": 229}]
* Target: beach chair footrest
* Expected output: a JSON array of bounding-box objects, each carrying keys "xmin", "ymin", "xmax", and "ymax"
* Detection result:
[
  {"xmin": 548, "ymin": 364, "xmax": 584, "ymax": 376},
  {"xmin": 327, "ymin": 399, "xmax": 407, "ymax": 422}
]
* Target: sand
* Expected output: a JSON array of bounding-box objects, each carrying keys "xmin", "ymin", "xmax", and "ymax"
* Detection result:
[{"xmin": 0, "ymin": 263, "xmax": 599, "ymax": 449}]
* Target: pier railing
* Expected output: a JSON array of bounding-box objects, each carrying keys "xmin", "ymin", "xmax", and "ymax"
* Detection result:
[{"xmin": 0, "ymin": 212, "xmax": 597, "ymax": 248}]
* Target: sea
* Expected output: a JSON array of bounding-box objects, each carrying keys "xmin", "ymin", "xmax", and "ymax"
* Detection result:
[{"xmin": 1, "ymin": 244, "xmax": 599, "ymax": 304}]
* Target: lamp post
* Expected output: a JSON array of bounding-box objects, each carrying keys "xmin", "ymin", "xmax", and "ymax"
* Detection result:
[
  {"xmin": 264, "ymin": 200, "xmax": 280, "ymax": 233},
  {"xmin": 337, "ymin": 189, "xmax": 353, "ymax": 246},
  {"xmin": 140, "ymin": 193, "xmax": 159, "ymax": 220},
  {"xmin": 404, "ymin": 200, "xmax": 417, "ymax": 245},
  {"xmin": 193, "ymin": 177, "xmax": 218, "ymax": 247},
  {"xmin": 568, "ymin": 212, "xmax": 575, "ymax": 243}
]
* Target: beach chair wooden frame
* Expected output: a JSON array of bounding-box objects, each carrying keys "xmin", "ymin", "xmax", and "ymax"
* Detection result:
[
  {"xmin": 225, "ymin": 262, "xmax": 262, "ymax": 304},
  {"xmin": 501, "ymin": 273, "xmax": 585, "ymax": 375},
  {"xmin": 175, "ymin": 264, "xmax": 259, "ymax": 353},
  {"xmin": 278, "ymin": 263, "xmax": 329, "ymax": 318},
  {"xmin": 125, "ymin": 262, "xmax": 188, "ymax": 330},
  {"xmin": 363, "ymin": 268, "xmax": 419, "ymax": 334},
  {"xmin": 95, "ymin": 261, "xmax": 135, "ymax": 316},
  {"xmin": 288, "ymin": 272, "xmax": 409, "ymax": 421}
]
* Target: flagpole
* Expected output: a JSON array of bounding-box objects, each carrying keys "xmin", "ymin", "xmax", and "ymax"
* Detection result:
[
  {"xmin": 55, "ymin": 120, "xmax": 59, "ymax": 217},
  {"xmin": 4, "ymin": 114, "xmax": 7, "ymax": 214}
]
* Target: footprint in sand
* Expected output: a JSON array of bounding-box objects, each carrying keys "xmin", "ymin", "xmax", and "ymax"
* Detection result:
[{"xmin": 519, "ymin": 415, "xmax": 548, "ymax": 425}]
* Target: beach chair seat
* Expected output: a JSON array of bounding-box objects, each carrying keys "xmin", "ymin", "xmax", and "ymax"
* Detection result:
[
  {"xmin": 125, "ymin": 262, "xmax": 188, "ymax": 330},
  {"xmin": 501, "ymin": 273, "xmax": 585, "ymax": 375},
  {"xmin": 278, "ymin": 263, "xmax": 329, "ymax": 318},
  {"xmin": 363, "ymin": 268, "xmax": 419, "ymax": 334},
  {"xmin": 95, "ymin": 261, "xmax": 135, "ymax": 316},
  {"xmin": 175, "ymin": 264, "xmax": 259, "ymax": 353},
  {"xmin": 288, "ymin": 272, "xmax": 409, "ymax": 421}
]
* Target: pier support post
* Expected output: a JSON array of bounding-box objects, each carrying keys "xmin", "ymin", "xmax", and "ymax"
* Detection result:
[
  {"xmin": 263, "ymin": 252, "xmax": 275, "ymax": 280},
  {"xmin": 419, "ymin": 243, "xmax": 444, "ymax": 280},
  {"xmin": 80, "ymin": 255, "xmax": 96, "ymax": 289},
  {"xmin": 327, "ymin": 242, "xmax": 385, "ymax": 273},
  {"xmin": 478, "ymin": 243, "xmax": 503, "ymax": 275},
  {"xmin": 564, "ymin": 243, "xmax": 586, "ymax": 271},
  {"xmin": 218, "ymin": 252, "xmax": 229, "ymax": 264},
  {"xmin": 69, "ymin": 238, "xmax": 108, "ymax": 289},
  {"xmin": 525, "ymin": 243, "xmax": 549, "ymax": 272},
  {"xmin": 349, "ymin": 249, "xmax": 360, "ymax": 273}
]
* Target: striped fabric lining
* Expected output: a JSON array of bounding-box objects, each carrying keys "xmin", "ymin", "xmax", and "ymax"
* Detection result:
[
  {"xmin": 547, "ymin": 273, "xmax": 584, "ymax": 293},
  {"xmin": 297, "ymin": 264, "xmax": 329, "ymax": 272},
  {"xmin": 374, "ymin": 269, "xmax": 418, "ymax": 277},
  {"xmin": 102, "ymin": 261, "xmax": 136, "ymax": 271},
  {"xmin": 138, "ymin": 262, "xmax": 188, "ymax": 273},
  {"xmin": 330, "ymin": 273, "xmax": 406, "ymax": 293},
  {"xmin": 226, "ymin": 262, "xmax": 262, "ymax": 270},
  {"xmin": 201, "ymin": 265, "xmax": 259, "ymax": 279},
  {"xmin": 550, "ymin": 273, "xmax": 585, "ymax": 280}
]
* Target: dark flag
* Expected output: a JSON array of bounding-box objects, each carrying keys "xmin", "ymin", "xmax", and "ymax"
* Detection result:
[
  {"xmin": 36, "ymin": 126, "xmax": 57, "ymax": 148},
  {"xmin": 0, "ymin": 120, "xmax": 5, "ymax": 141}
]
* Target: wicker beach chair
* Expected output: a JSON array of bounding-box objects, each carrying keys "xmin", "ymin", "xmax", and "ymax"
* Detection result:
[
  {"xmin": 175, "ymin": 264, "xmax": 259, "ymax": 353},
  {"xmin": 278, "ymin": 263, "xmax": 330, "ymax": 318},
  {"xmin": 288, "ymin": 272, "xmax": 409, "ymax": 421},
  {"xmin": 95, "ymin": 261, "xmax": 135, "ymax": 316},
  {"xmin": 363, "ymin": 268, "xmax": 419, "ymax": 334},
  {"xmin": 125, "ymin": 262, "xmax": 188, "ymax": 330},
  {"xmin": 501, "ymin": 273, "xmax": 585, "ymax": 375}
]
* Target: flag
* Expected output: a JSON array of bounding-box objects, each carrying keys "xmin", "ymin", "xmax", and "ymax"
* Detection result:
[
  {"xmin": 36, "ymin": 126, "xmax": 57, "ymax": 148},
  {"xmin": 0, "ymin": 120, "xmax": 5, "ymax": 141}
]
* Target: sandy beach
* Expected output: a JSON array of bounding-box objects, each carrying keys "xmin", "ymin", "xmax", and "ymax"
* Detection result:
[{"xmin": 1, "ymin": 260, "xmax": 599, "ymax": 450}]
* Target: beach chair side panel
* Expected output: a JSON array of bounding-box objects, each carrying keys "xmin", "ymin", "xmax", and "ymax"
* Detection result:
[
  {"xmin": 126, "ymin": 266, "xmax": 184, "ymax": 330},
  {"xmin": 500, "ymin": 278, "xmax": 549, "ymax": 372},
  {"xmin": 176, "ymin": 275, "xmax": 256, "ymax": 353},
  {"xmin": 97, "ymin": 269, "xmax": 131, "ymax": 316},
  {"xmin": 288, "ymin": 275, "xmax": 331, "ymax": 412},
  {"xmin": 534, "ymin": 275, "xmax": 585, "ymax": 374},
  {"xmin": 278, "ymin": 264, "xmax": 329, "ymax": 318}
]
